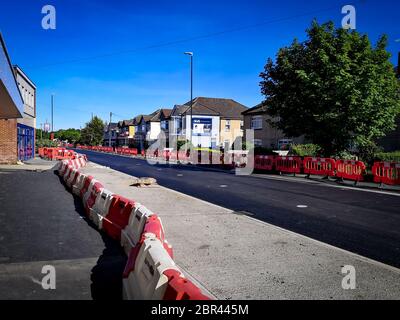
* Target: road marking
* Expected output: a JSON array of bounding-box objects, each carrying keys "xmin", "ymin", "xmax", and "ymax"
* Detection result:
[
  {"xmin": 254, "ymin": 174, "xmax": 400, "ymax": 197},
  {"xmin": 297, "ymin": 205, "xmax": 308, "ymax": 208},
  {"xmin": 220, "ymin": 185, "xmax": 228, "ymax": 188},
  {"xmin": 177, "ymin": 174, "xmax": 183, "ymax": 177}
]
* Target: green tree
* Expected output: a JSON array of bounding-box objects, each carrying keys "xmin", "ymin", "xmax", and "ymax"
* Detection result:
[
  {"xmin": 260, "ymin": 21, "xmax": 400, "ymax": 156},
  {"xmin": 36, "ymin": 128, "xmax": 50, "ymax": 140},
  {"xmin": 79, "ymin": 116, "xmax": 105, "ymax": 146},
  {"xmin": 55, "ymin": 128, "xmax": 81, "ymax": 143}
]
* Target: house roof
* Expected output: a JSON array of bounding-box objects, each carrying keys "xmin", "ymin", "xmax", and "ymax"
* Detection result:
[
  {"xmin": 161, "ymin": 108, "xmax": 172, "ymax": 119},
  {"xmin": 104, "ymin": 122, "xmax": 118, "ymax": 132},
  {"xmin": 122, "ymin": 119, "xmax": 134, "ymax": 126},
  {"xmin": 141, "ymin": 108, "xmax": 173, "ymax": 123},
  {"xmin": 132, "ymin": 115, "xmax": 144, "ymax": 125},
  {"xmin": 242, "ymin": 102, "xmax": 268, "ymax": 115},
  {"xmin": 177, "ymin": 97, "xmax": 248, "ymax": 119}
]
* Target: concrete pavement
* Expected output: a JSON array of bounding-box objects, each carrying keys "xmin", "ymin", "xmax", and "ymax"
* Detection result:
[{"xmin": 79, "ymin": 162, "xmax": 400, "ymax": 300}]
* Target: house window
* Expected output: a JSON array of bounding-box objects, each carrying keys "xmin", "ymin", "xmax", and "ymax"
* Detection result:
[
  {"xmin": 251, "ymin": 116, "xmax": 263, "ymax": 130},
  {"xmin": 161, "ymin": 120, "xmax": 169, "ymax": 130},
  {"xmin": 225, "ymin": 120, "xmax": 231, "ymax": 132},
  {"xmin": 240, "ymin": 120, "xmax": 244, "ymax": 131},
  {"xmin": 253, "ymin": 139, "xmax": 263, "ymax": 147}
]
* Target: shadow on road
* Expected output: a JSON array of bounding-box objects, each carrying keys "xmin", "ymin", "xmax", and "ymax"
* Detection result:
[{"xmin": 56, "ymin": 171, "xmax": 127, "ymax": 300}]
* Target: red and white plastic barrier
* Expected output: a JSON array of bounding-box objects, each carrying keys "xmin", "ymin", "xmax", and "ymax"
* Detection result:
[
  {"xmin": 89, "ymin": 189, "xmax": 115, "ymax": 228},
  {"xmin": 121, "ymin": 203, "xmax": 155, "ymax": 254},
  {"xmin": 102, "ymin": 196, "xmax": 135, "ymax": 240},
  {"xmin": 57, "ymin": 153, "xmax": 212, "ymax": 301},
  {"xmin": 122, "ymin": 237, "xmax": 179, "ymax": 300},
  {"xmin": 72, "ymin": 173, "xmax": 88, "ymax": 196}
]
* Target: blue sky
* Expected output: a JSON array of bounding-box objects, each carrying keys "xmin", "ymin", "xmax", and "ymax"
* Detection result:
[{"xmin": 0, "ymin": 0, "xmax": 399, "ymax": 130}]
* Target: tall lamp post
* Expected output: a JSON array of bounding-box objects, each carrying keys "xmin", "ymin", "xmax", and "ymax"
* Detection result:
[{"xmin": 184, "ymin": 52, "xmax": 193, "ymax": 148}]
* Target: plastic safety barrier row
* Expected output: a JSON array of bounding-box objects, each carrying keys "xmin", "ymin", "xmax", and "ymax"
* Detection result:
[
  {"xmin": 336, "ymin": 160, "xmax": 366, "ymax": 182},
  {"xmin": 303, "ymin": 157, "xmax": 336, "ymax": 177},
  {"xmin": 372, "ymin": 162, "xmax": 400, "ymax": 186},
  {"xmin": 57, "ymin": 155, "xmax": 211, "ymax": 300}
]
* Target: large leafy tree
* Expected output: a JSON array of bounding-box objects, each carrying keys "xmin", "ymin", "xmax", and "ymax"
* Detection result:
[
  {"xmin": 55, "ymin": 128, "xmax": 81, "ymax": 143},
  {"xmin": 260, "ymin": 21, "xmax": 400, "ymax": 156},
  {"xmin": 79, "ymin": 116, "xmax": 105, "ymax": 146}
]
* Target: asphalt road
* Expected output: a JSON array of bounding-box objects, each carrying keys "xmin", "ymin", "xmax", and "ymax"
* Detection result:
[
  {"xmin": 76, "ymin": 149, "xmax": 400, "ymax": 268},
  {"xmin": 0, "ymin": 169, "xmax": 126, "ymax": 299}
]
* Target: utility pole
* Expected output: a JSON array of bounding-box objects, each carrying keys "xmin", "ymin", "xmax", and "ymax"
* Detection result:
[{"xmin": 109, "ymin": 112, "xmax": 113, "ymax": 147}]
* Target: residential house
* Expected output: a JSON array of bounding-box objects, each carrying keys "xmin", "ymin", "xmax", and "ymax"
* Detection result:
[
  {"xmin": 242, "ymin": 103, "xmax": 304, "ymax": 150},
  {"xmin": 170, "ymin": 97, "xmax": 247, "ymax": 149},
  {"xmin": 133, "ymin": 109, "xmax": 172, "ymax": 150},
  {"xmin": 117, "ymin": 119, "xmax": 135, "ymax": 147},
  {"xmin": 103, "ymin": 122, "xmax": 118, "ymax": 147}
]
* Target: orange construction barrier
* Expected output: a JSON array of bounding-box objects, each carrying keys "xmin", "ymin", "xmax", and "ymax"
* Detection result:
[
  {"xmin": 303, "ymin": 157, "xmax": 336, "ymax": 177},
  {"xmin": 336, "ymin": 160, "xmax": 366, "ymax": 182},
  {"xmin": 255, "ymin": 155, "xmax": 275, "ymax": 171},
  {"xmin": 275, "ymin": 156, "xmax": 302, "ymax": 174},
  {"xmin": 372, "ymin": 162, "xmax": 400, "ymax": 186}
]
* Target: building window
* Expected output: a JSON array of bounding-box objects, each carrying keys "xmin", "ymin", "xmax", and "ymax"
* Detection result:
[
  {"xmin": 251, "ymin": 116, "xmax": 263, "ymax": 130},
  {"xmin": 225, "ymin": 120, "xmax": 231, "ymax": 132},
  {"xmin": 161, "ymin": 120, "xmax": 169, "ymax": 130},
  {"xmin": 240, "ymin": 120, "xmax": 244, "ymax": 131},
  {"xmin": 253, "ymin": 139, "xmax": 263, "ymax": 147}
]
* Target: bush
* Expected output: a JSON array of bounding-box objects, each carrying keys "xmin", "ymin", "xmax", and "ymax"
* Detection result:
[
  {"xmin": 36, "ymin": 139, "xmax": 58, "ymax": 148},
  {"xmin": 333, "ymin": 150, "xmax": 357, "ymax": 160},
  {"xmin": 291, "ymin": 144, "xmax": 321, "ymax": 157},
  {"xmin": 356, "ymin": 142, "xmax": 383, "ymax": 165},
  {"xmin": 374, "ymin": 151, "xmax": 400, "ymax": 162},
  {"xmin": 177, "ymin": 140, "xmax": 194, "ymax": 151}
]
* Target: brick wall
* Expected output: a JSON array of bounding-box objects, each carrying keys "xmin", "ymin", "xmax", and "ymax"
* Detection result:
[{"xmin": 0, "ymin": 119, "xmax": 17, "ymax": 164}]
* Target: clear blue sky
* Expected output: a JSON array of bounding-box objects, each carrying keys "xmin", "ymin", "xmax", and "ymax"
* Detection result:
[{"xmin": 0, "ymin": 0, "xmax": 399, "ymax": 130}]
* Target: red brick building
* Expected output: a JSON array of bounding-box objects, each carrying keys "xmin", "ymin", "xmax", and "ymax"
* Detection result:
[{"xmin": 0, "ymin": 33, "xmax": 25, "ymax": 164}]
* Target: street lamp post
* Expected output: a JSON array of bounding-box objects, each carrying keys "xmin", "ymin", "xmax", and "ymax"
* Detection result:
[
  {"xmin": 184, "ymin": 52, "xmax": 193, "ymax": 148},
  {"xmin": 109, "ymin": 112, "xmax": 113, "ymax": 147}
]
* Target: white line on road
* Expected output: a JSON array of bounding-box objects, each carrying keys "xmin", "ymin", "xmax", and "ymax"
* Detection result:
[{"xmin": 254, "ymin": 174, "xmax": 400, "ymax": 197}]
